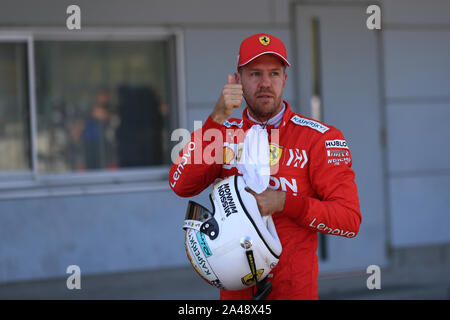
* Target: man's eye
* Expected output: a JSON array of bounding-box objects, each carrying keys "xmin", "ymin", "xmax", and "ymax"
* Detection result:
[
  {"xmin": 272, "ymin": 72, "xmax": 280, "ymax": 76},
  {"xmin": 251, "ymin": 72, "xmax": 260, "ymax": 76}
]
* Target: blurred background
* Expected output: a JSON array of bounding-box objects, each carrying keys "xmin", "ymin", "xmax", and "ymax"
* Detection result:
[{"xmin": 0, "ymin": 0, "xmax": 449, "ymax": 299}]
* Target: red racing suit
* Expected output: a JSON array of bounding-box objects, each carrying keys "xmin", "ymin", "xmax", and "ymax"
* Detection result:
[{"xmin": 169, "ymin": 101, "xmax": 362, "ymax": 300}]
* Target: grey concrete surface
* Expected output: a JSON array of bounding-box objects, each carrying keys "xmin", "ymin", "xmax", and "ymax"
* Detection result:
[
  {"xmin": 0, "ymin": 265, "xmax": 219, "ymax": 300},
  {"xmin": 1, "ymin": 244, "xmax": 449, "ymax": 300}
]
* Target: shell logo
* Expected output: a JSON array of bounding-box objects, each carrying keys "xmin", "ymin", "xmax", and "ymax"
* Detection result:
[{"xmin": 223, "ymin": 146, "xmax": 235, "ymax": 165}]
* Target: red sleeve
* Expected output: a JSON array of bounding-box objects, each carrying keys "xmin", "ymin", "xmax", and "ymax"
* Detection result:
[
  {"xmin": 169, "ymin": 116, "xmax": 224, "ymax": 198},
  {"xmin": 282, "ymin": 128, "xmax": 362, "ymax": 238}
]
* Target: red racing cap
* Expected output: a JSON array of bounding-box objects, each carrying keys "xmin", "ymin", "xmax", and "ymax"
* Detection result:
[{"xmin": 237, "ymin": 33, "xmax": 290, "ymax": 69}]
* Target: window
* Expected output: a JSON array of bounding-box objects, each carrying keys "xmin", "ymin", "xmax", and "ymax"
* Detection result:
[
  {"xmin": 35, "ymin": 40, "xmax": 173, "ymax": 173},
  {"xmin": 0, "ymin": 30, "xmax": 184, "ymax": 192},
  {"xmin": 0, "ymin": 41, "xmax": 31, "ymax": 173}
]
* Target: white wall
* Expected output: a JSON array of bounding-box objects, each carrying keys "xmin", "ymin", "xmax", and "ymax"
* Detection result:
[{"xmin": 0, "ymin": 190, "xmax": 189, "ymax": 283}]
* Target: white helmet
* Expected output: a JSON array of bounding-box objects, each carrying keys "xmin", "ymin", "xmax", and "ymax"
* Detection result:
[{"xmin": 182, "ymin": 175, "xmax": 282, "ymax": 293}]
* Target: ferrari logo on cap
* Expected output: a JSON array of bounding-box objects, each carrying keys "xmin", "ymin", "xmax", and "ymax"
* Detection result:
[{"xmin": 259, "ymin": 35, "xmax": 270, "ymax": 46}]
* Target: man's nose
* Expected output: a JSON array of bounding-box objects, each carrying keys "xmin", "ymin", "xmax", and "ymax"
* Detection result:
[{"xmin": 259, "ymin": 73, "xmax": 272, "ymax": 89}]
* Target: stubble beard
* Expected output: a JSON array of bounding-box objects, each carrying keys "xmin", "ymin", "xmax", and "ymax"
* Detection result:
[{"xmin": 244, "ymin": 94, "xmax": 283, "ymax": 122}]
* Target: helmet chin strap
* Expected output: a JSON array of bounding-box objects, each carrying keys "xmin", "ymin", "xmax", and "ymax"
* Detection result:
[{"xmin": 245, "ymin": 249, "xmax": 272, "ymax": 300}]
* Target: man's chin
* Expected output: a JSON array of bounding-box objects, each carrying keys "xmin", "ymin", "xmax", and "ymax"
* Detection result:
[
  {"xmin": 248, "ymin": 102, "xmax": 278, "ymax": 118},
  {"xmin": 249, "ymin": 109, "xmax": 276, "ymax": 120}
]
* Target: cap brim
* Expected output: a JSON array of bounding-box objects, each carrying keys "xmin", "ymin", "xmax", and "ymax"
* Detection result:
[{"xmin": 238, "ymin": 51, "xmax": 290, "ymax": 68}]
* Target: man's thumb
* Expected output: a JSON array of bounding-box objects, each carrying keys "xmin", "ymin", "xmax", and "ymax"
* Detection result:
[
  {"xmin": 227, "ymin": 74, "xmax": 236, "ymax": 84},
  {"xmin": 245, "ymin": 187, "xmax": 256, "ymax": 195}
]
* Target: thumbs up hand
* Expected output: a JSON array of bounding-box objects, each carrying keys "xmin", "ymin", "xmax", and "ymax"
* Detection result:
[{"xmin": 211, "ymin": 74, "xmax": 243, "ymax": 124}]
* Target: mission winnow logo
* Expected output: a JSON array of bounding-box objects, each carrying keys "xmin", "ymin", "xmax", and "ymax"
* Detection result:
[{"xmin": 217, "ymin": 183, "xmax": 238, "ymax": 217}]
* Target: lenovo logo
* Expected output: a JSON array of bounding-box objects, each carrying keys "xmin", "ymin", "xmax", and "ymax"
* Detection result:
[
  {"xmin": 170, "ymin": 142, "xmax": 196, "ymax": 188},
  {"xmin": 309, "ymin": 218, "xmax": 356, "ymax": 238}
]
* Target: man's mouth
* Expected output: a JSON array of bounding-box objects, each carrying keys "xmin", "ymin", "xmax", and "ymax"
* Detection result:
[{"xmin": 256, "ymin": 93, "xmax": 274, "ymax": 100}]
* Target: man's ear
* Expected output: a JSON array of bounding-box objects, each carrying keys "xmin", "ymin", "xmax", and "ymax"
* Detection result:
[
  {"xmin": 234, "ymin": 71, "xmax": 241, "ymax": 84},
  {"xmin": 282, "ymin": 72, "xmax": 287, "ymax": 89}
]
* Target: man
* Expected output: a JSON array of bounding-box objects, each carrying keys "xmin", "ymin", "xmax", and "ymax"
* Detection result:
[{"xmin": 169, "ymin": 33, "xmax": 362, "ymax": 299}]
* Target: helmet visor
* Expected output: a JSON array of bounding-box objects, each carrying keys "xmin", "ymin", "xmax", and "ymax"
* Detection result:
[{"xmin": 185, "ymin": 200, "xmax": 213, "ymax": 222}]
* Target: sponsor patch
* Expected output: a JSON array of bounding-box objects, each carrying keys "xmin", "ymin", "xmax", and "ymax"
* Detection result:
[
  {"xmin": 241, "ymin": 269, "xmax": 264, "ymax": 286},
  {"xmin": 326, "ymin": 146, "xmax": 351, "ymax": 166},
  {"xmin": 325, "ymin": 139, "xmax": 348, "ymax": 149},
  {"xmin": 221, "ymin": 143, "xmax": 244, "ymax": 168},
  {"xmin": 286, "ymin": 148, "xmax": 308, "ymax": 168},
  {"xmin": 187, "ymin": 231, "xmax": 212, "ymax": 277},
  {"xmin": 236, "ymin": 144, "xmax": 243, "ymax": 162},
  {"xmin": 327, "ymin": 149, "xmax": 349, "ymax": 158},
  {"xmin": 196, "ymin": 231, "xmax": 212, "ymax": 258},
  {"xmin": 268, "ymin": 176, "xmax": 298, "ymax": 195},
  {"xmin": 223, "ymin": 119, "xmax": 243, "ymax": 128},
  {"xmin": 170, "ymin": 142, "xmax": 196, "ymax": 188},
  {"xmin": 269, "ymin": 143, "xmax": 283, "ymax": 166},
  {"xmin": 309, "ymin": 218, "xmax": 356, "ymax": 238},
  {"xmin": 327, "ymin": 157, "xmax": 351, "ymax": 165},
  {"xmin": 223, "ymin": 146, "xmax": 235, "ymax": 165},
  {"xmin": 217, "ymin": 182, "xmax": 238, "ymax": 217},
  {"xmin": 185, "ymin": 231, "xmax": 213, "ymax": 286},
  {"xmin": 290, "ymin": 115, "xmax": 329, "ymax": 133}
]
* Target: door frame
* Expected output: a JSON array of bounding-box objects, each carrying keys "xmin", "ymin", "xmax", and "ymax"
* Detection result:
[{"xmin": 290, "ymin": 0, "xmax": 392, "ymax": 271}]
